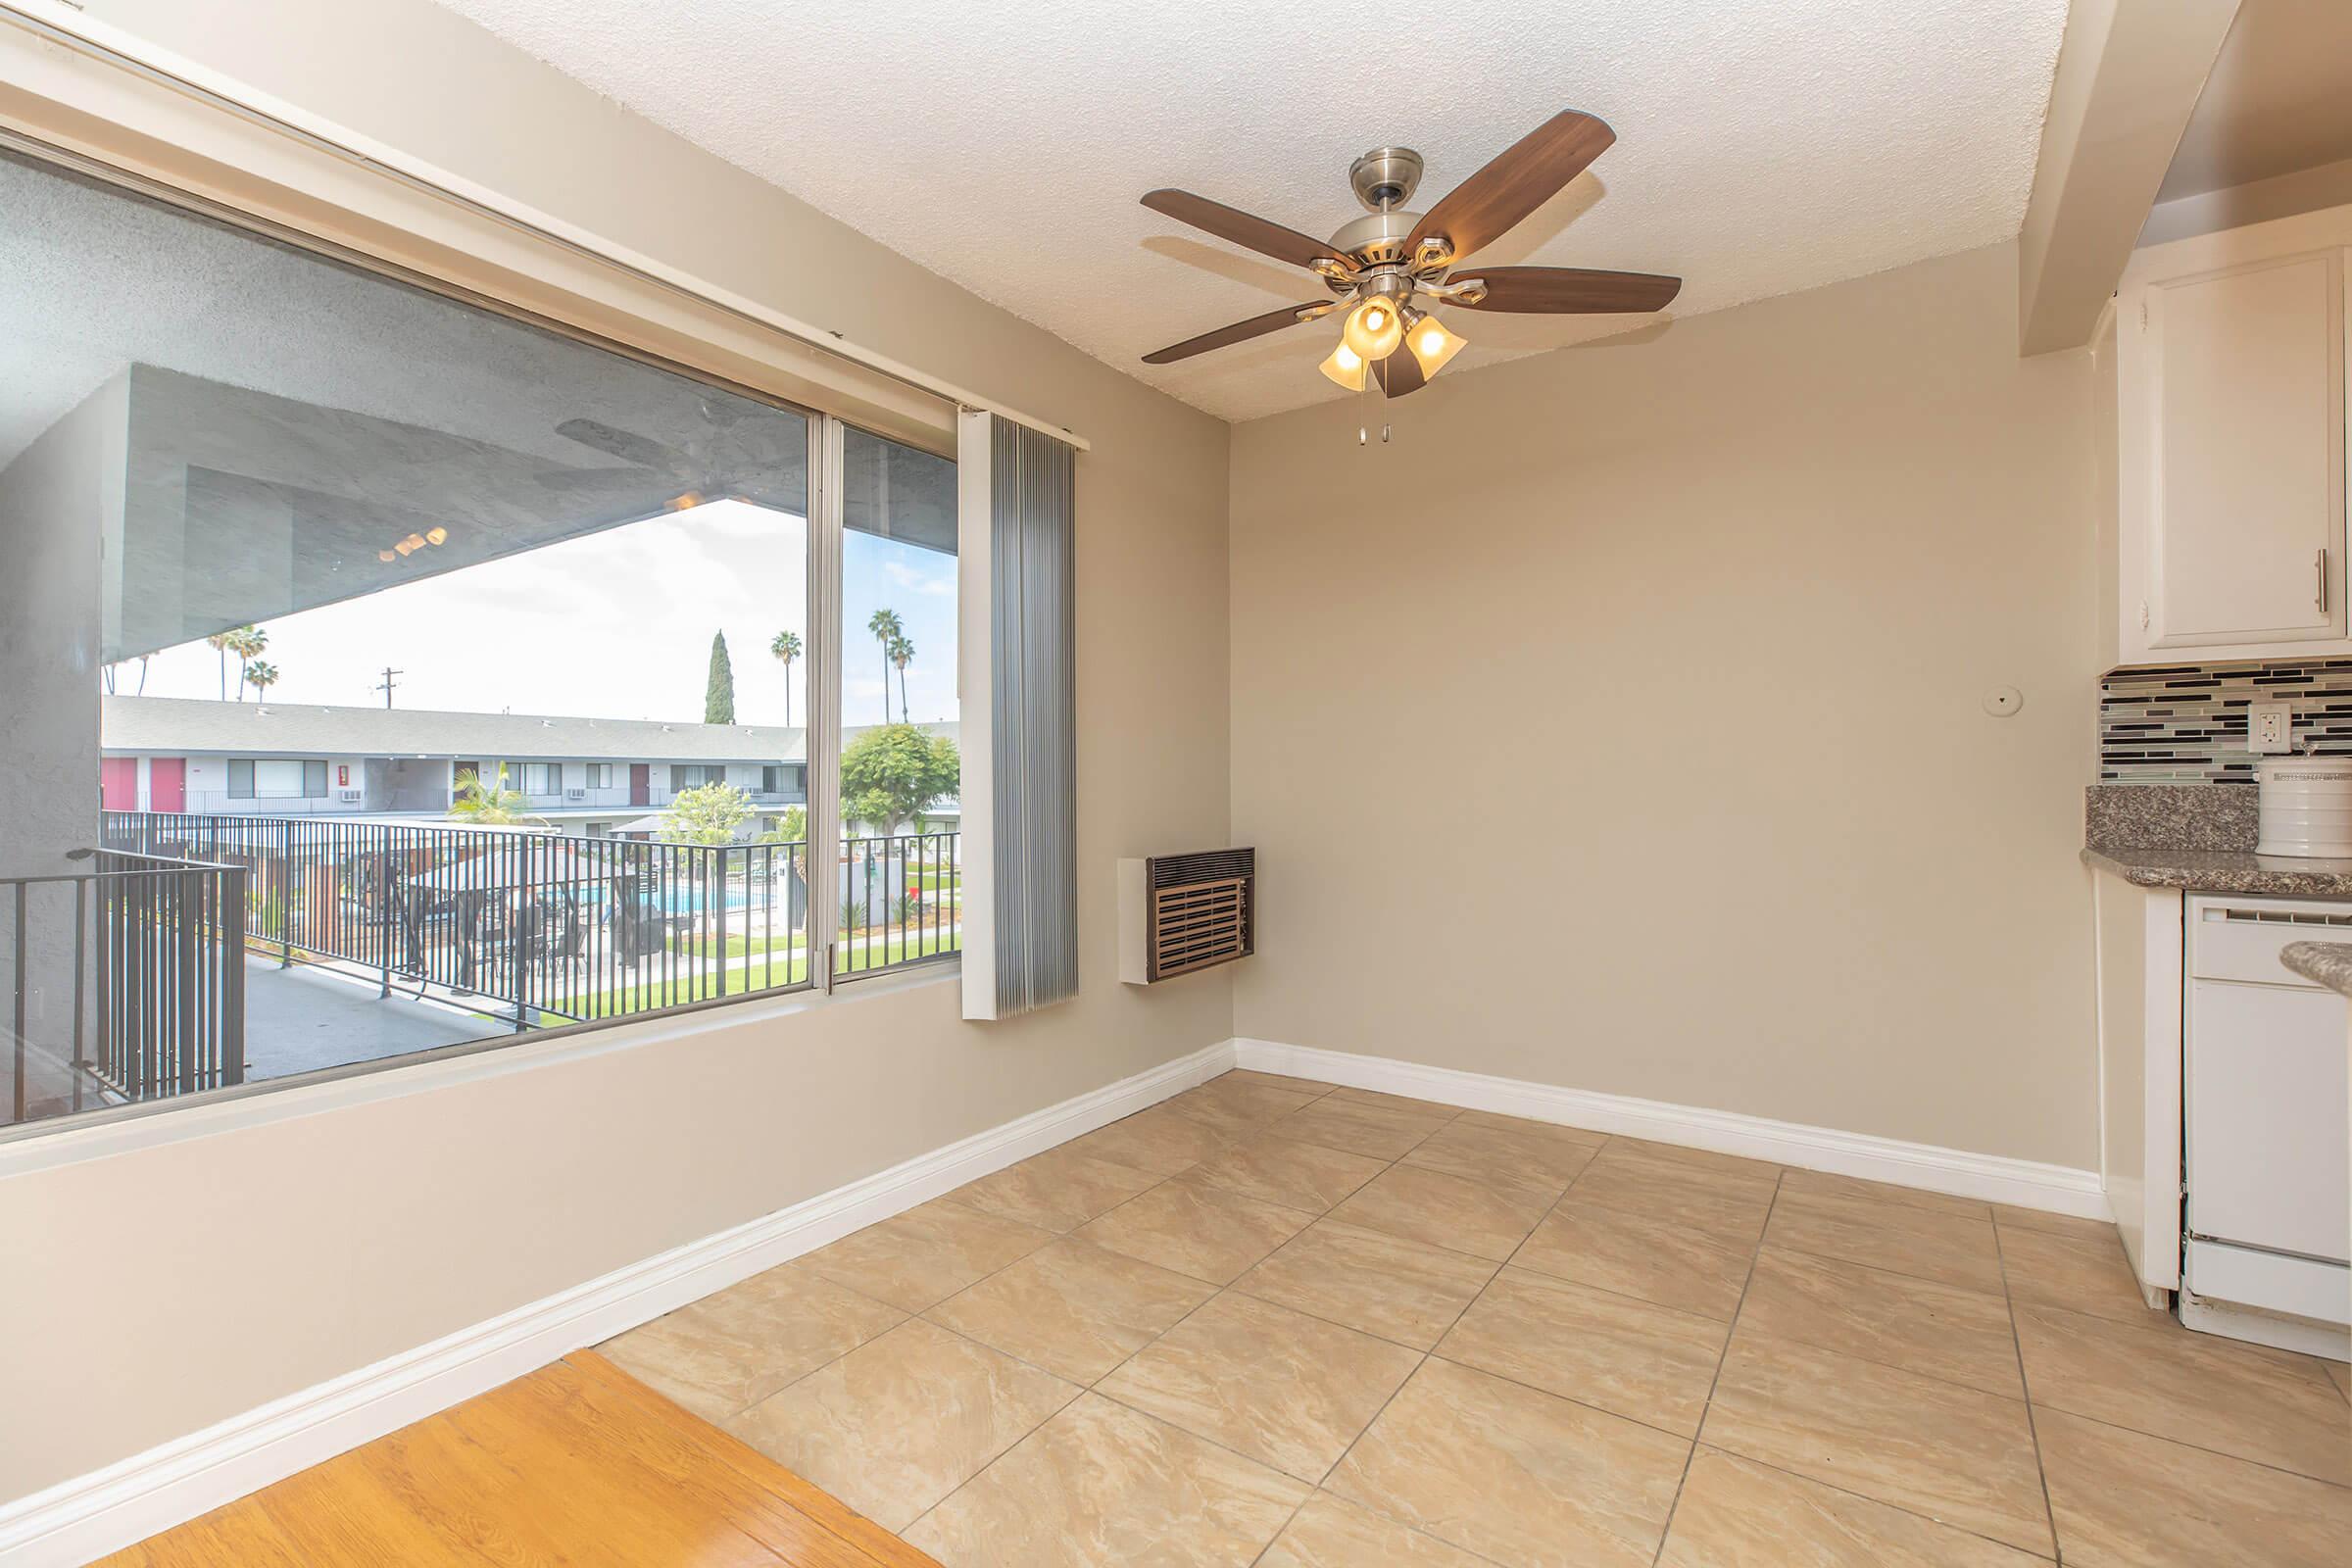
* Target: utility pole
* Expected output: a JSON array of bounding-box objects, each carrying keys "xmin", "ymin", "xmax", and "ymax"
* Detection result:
[{"xmin": 373, "ymin": 666, "xmax": 403, "ymax": 709}]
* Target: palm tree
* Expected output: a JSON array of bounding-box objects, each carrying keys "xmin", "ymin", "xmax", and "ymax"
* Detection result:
[
  {"xmin": 205, "ymin": 628, "xmax": 238, "ymax": 699},
  {"xmin": 243, "ymin": 660, "xmax": 280, "ymax": 700},
  {"xmin": 768, "ymin": 629, "xmax": 802, "ymax": 727},
  {"xmin": 225, "ymin": 625, "xmax": 268, "ymax": 700},
  {"xmin": 888, "ymin": 634, "xmax": 914, "ymax": 724},
  {"xmin": 448, "ymin": 763, "xmax": 531, "ymax": 825},
  {"xmin": 866, "ymin": 609, "xmax": 904, "ymax": 724}
]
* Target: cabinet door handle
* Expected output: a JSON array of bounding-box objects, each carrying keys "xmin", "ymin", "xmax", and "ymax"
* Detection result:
[{"xmin": 2321, "ymin": 549, "xmax": 2330, "ymax": 615}]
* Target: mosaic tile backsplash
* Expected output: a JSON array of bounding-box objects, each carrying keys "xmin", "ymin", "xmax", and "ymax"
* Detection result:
[{"xmin": 2100, "ymin": 657, "xmax": 2352, "ymax": 782}]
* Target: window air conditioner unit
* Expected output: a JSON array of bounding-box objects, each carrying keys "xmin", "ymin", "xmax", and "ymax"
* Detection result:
[
  {"xmin": 336, "ymin": 789, "xmax": 364, "ymax": 804},
  {"xmin": 565, "ymin": 788, "xmax": 587, "ymax": 802},
  {"xmin": 1117, "ymin": 848, "xmax": 1254, "ymax": 985}
]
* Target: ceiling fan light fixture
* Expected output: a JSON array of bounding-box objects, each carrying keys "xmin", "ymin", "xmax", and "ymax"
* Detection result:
[
  {"xmin": 1319, "ymin": 340, "xmax": 1368, "ymax": 391},
  {"xmin": 1341, "ymin": 298, "xmax": 1404, "ymax": 362},
  {"xmin": 1403, "ymin": 309, "xmax": 1466, "ymax": 378}
]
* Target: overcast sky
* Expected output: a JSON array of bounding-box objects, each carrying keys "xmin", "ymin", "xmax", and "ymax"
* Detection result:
[{"xmin": 122, "ymin": 499, "xmax": 956, "ymax": 729}]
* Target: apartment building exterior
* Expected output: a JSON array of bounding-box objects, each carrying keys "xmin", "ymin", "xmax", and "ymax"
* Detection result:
[{"xmin": 98, "ymin": 695, "xmax": 828, "ymax": 837}]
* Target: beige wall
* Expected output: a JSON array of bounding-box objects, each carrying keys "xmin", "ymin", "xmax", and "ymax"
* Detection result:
[
  {"xmin": 0, "ymin": 0, "xmax": 1231, "ymax": 1501},
  {"xmin": 1230, "ymin": 242, "xmax": 2101, "ymax": 1169}
]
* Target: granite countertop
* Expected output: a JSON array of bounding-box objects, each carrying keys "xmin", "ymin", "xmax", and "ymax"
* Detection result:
[
  {"xmin": 2082, "ymin": 783, "xmax": 2352, "ymax": 896},
  {"xmin": 2280, "ymin": 941, "xmax": 2352, "ymax": 999},
  {"xmin": 2080, "ymin": 846, "xmax": 2352, "ymax": 896}
]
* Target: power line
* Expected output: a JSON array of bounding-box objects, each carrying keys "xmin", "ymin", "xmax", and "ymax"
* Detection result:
[{"xmin": 372, "ymin": 666, "xmax": 404, "ymax": 709}]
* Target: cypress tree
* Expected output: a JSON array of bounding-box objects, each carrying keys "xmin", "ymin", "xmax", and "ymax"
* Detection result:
[{"xmin": 704, "ymin": 631, "xmax": 737, "ymax": 724}]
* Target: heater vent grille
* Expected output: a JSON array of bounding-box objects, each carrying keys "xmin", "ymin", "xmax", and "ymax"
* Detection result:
[{"xmin": 1139, "ymin": 848, "xmax": 1254, "ymax": 982}]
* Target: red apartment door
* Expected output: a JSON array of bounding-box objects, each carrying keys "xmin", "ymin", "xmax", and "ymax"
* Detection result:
[
  {"xmin": 629, "ymin": 763, "xmax": 651, "ymax": 807},
  {"xmin": 99, "ymin": 757, "xmax": 137, "ymax": 811},
  {"xmin": 149, "ymin": 757, "xmax": 186, "ymax": 812}
]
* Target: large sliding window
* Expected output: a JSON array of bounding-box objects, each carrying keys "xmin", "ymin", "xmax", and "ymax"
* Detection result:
[{"xmin": 0, "ymin": 141, "xmax": 955, "ymax": 1138}]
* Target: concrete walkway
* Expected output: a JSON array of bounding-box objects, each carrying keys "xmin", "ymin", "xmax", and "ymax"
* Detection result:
[{"xmin": 243, "ymin": 956, "xmax": 494, "ymax": 1082}]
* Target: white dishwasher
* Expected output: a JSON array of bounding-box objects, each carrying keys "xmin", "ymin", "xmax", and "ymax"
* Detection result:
[{"xmin": 2183, "ymin": 895, "xmax": 2352, "ymax": 1353}]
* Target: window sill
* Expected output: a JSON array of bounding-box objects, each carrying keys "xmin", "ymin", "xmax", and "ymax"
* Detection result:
[{"xmin": 0, "ymin": 959, "xmax": 959, "ymax": 1177}]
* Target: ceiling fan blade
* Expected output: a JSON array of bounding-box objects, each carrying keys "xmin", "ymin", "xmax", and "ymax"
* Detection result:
[
  {"xmin": 1142, "ymin": 189, "xmax": 1355, "ymax": 273},
  {"xmin": 1405, "ymin": 111, "xmax": 1616, "ymax": 262},
  {"xmin": 1451, "ymin": 267, "xmax": 1682, "ymax": 314},
  {"xmin": 554, "ymin": 417, "xmax": 680, "ymax": 470},
  {"xmin": 1141, "ymin": 302, "xmax": 1328, "ymax": 365},
  {"xmin": 1372, "ymin": 351, "xmax": 1427, "ymax": 399}
]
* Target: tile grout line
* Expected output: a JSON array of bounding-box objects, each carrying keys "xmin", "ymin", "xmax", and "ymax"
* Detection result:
[
  {"xmin": 1649, "ymin": 1166, "xmax": 1784, "ymax": 1567},
  {"xmin": 1991, "ymin": 1207, "xmax": 2067, "ymax": 1563}
]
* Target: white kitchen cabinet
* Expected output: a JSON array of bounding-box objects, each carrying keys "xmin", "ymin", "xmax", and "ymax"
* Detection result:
[{"xmin": 2110, "ymin": 205, "xmax": 2352, "ymax": 667}]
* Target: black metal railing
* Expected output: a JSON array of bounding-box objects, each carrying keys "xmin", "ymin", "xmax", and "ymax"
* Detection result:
[
  {"xmin": 4, "ymin": 848, "xmax": 246, "ymax": 1128},
  {"xmin": 96, "ymin": 812, "xmax": 959, "ymax": 1025},
  {"xmin": 836, "ymin": 830, "xmax": 961, "ymax": 979}
]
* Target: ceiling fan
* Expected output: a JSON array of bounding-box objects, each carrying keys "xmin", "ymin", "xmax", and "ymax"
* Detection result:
[{"xmin": 1138, "ymin": 110, "xmax": 1682, "ymax": 397}]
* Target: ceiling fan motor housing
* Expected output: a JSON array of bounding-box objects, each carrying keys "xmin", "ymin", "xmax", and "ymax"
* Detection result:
[{"xmin": 1328, "ymin": 209, "xmax": 1422, "ymax": 270}]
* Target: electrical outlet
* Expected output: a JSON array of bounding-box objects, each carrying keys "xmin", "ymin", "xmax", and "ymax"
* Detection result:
[{"xmin": 2248, "ymin": 702, "xmax": 2293, "ymax": 754}]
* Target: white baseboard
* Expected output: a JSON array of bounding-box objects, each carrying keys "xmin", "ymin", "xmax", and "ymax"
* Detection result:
[
  {"xmin": 0, "ymin": 1040, "xmax": 1235, "ymax": 1567},
  {"xmin": 1234, "ymin": 1039, "xmax": 2110, "ymax": 1221}
]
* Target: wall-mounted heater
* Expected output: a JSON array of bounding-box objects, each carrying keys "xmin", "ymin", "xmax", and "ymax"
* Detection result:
[{"xmin": 1118, "ymin": 848, "xmax": 1255, "ymax": 985}]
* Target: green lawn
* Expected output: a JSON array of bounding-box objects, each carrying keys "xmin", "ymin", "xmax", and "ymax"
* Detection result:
[{"xmin": 546, "ymin": 928, "xmax": 956, "ymax": 1018}]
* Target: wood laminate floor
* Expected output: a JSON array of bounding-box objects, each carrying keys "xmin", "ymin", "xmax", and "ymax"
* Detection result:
[{"xmin": 98, "ymin": 1350, "xmax": 940, "ymax": 1567}]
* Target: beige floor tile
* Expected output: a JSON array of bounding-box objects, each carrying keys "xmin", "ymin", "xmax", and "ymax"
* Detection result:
[
  {"xmin": 1257, "ymin": 1491, "xmax": 1493, "ymax": 1568},
  {"xmin": 594, "ymin": 1261, "xmax": 906, "ymax": 1424},
  {"xmin": 2014, "ymin": 1302, "xmax": 2352, "ymax": 1486},
  {"xmin": 1559, "ymin": 1154, "xmax": 1778, "ymax": 1251},
  {"xmin": 1738, "ymin": 1249, "xmax": 2023, "ymax": 1398},
  {"xmin": 1328, "ymin": 1162, "xmax": 1556, "ymax": 1261},
  {"xmin": 802, "ymin": 1196, "xmax": 1056, "ymax": 1312},
  {"xmin": 1068, "ymin": 1103, "xmax": 1239, "ymax": 1176},
  {"xmin": 1990, "ymin": 1202, "xmax": 2124, "ymax": 1244},
  {"xmin": 949, "ymin": 1144, "xmax": 1166, "ymax": 1233},
  {"xmin": 2330, "ymin": 1359, "xmax": 2351, "ymax": 1401},
  {"xmin": 1594, "ymin": 1137, "xmax": 1784, "ymax": 1185},
  {"xmin": 2036, "ymin": 1406, "xmax": 2352, "ymax": 1568},
  {"xmin": 1455, "ymin": 1107, "xmax": 1609, "ymax": 1147},
  {"xmin": 1164, "ymin": 1075, "xmax": 1327, "ymax": 1131},
  {"xmin": 1436, "ymin": 1267, "xmax": 1728, "ymax": 1437},
  {"xmin": 1099, "ymin": 1292, "xmax": 1422, "ymax": 1481},
  {"xmin": 1699, "ymin": 1331, "xmax": 2052, "ymax": 1556},
  {"xmin": 1223, "ymin": 1068, "xmax": 1336, "ymax": 1096},
  {"xmin": 1321, "ymin": 1085, "xmax": 1459, "ymax": 1117},
  {"xmin": 1659, "ymin": 1447, "xmax": 2047, "ymax": 1567},
  {"xmin": 1777, "ymin": 1166, "xmax": 1991, "ymax": 1221},
  {"xmin": 1763, "ymin": 1185, "xmax": 2005, "ymax": 1295},
  {"xmin": 903, "ymin": 1392, "xmax": 1308, "ymax": 1568},
  {"xmin": 1995, "ymin": 1222, "xmax": 2159, "ymax": 1325},
  {"xmin": 1512, "ymin": 1201, "xmax": 1756, "ymax": 1321},
  {"xmin": 924, "ymin": 1238, "xmax": 1213, "ymax": 1384},
  {"xmin": 1268, "ymin": 1098, "xmax": 1452, "ymax": 1160},
  {"xmin": 1074, "ymin": 1173, "xmax": 1313, "ymax": 1284},
  {"xmin": 1327, "ymin": 1357, "xmax": 1691, "ymax": 1568},
  {"xmin": 1233, "ymin": 1218, "xmax": 1497, "ymax": 1349},
  {"xmin": 1402, "ymin": 1117, "xmax": 1601, "ymax": 1193},
  {"xmin": 1183, "ymin": 1131, "xmax": 1388, "ymax": 1213},
  {"xmin": 725, "ymin": 1317, "xmax": 1078, "ymax": 1532}
]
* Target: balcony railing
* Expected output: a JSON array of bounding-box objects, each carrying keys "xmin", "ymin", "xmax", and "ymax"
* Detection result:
[
  {"xmin": 4, "ymin": 848, "xmax": 246, "ymax": 1128},
  {"xmin": 97, "ymin": 812, "xmax": 958, "ymax": 1032}
]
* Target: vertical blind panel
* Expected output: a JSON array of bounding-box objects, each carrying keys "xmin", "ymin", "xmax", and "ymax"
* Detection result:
[{"xmin": 989, "ymin": 416, "xmax": 1077, "ymax": 1015}]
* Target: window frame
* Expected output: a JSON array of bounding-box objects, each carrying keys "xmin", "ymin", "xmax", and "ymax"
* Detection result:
[{"xmin": 0, "ymin": 98, "xmax": 982, "ymax": 1151}]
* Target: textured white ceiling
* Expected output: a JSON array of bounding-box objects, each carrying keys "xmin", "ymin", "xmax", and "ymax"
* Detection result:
[{"xmin": 434, "ymin": 0, "xmax": 2069, "ymax": 422}]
